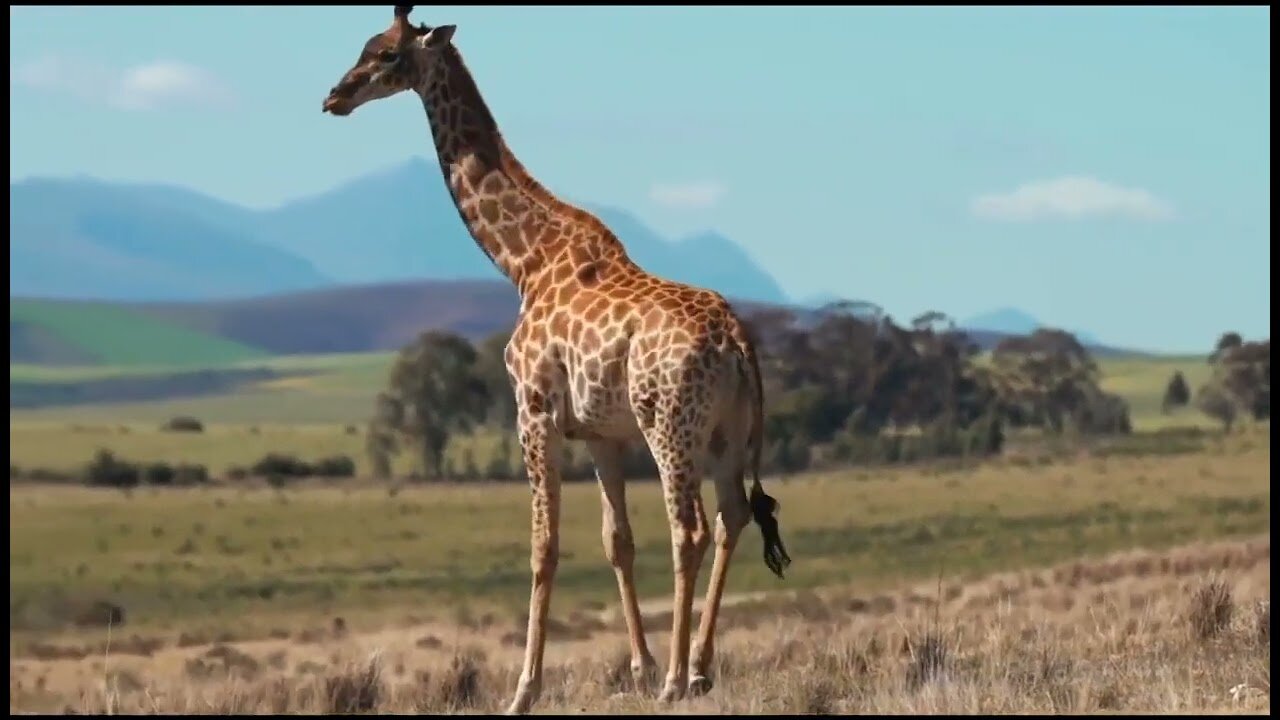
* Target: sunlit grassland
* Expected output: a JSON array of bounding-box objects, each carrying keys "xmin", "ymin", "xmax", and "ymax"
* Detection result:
[
  {"xmin": 10, "ymin": 432, "xmax": 1269, "ymax": 649},
  {"xmin": 8, "ymin": 353, "xmax": 1224, "ymax": 476}
]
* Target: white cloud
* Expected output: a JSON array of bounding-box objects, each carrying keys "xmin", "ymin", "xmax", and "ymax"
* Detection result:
[
  {"xmin": 649, "ymin": 180, "xmax": 727, "ymax": 210},
  {"xmin": 11, "ymin": 54, "xmax": 234, "ymax": 111},
  {"xmin": 971, "ymin": 176, "xmax": 1174, "ymax": 222}
]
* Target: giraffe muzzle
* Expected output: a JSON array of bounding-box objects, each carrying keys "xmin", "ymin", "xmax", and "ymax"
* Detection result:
[{"xmin": 322, "ymin": 96, "xmax": 352, "ymax": 116}]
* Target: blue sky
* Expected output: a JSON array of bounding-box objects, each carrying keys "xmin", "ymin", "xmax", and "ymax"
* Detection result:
[{"xmin": 9, "ymin": 6, "xmax": 1271, "ymax": 353}]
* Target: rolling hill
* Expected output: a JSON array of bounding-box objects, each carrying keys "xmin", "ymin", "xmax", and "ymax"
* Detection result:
[
  {"xmin": 10, "ymin": 298, "xmax": 268, "ymax": 367},
  {"xmin": 9, "ymin": 159, "xmax": 789, "ymax": 306}
]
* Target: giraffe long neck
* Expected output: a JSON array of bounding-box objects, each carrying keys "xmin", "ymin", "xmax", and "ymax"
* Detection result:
[{"xmin": 413, "ymin": 46, "xmax": 609, "ymax": 297}]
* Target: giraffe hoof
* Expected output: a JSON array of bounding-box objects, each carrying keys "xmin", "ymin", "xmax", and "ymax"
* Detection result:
[
  {"xmin": 631, "ymin": 658, "xmax": 660, "ymax": 692},
  {"xmin": 505, "ymin": 680, "xmax": 540, "ymax": 715},
  {"xmin": 658, "ymin": 679, "xmax": 686, "ymax": 703},
  {"xmin": 688, "ymin": 674, "xmax": 713, "ymax": 696}
]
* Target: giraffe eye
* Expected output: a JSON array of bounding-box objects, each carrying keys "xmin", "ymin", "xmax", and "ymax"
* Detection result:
[{"xmin": 378, "ymin": 49, "xmax": 400, "ymax": 63}]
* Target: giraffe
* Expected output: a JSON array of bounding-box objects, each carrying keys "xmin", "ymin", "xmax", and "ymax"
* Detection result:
[{"xmin": 322, "ymin": 7, "xmax": 791, "ymax": 714}]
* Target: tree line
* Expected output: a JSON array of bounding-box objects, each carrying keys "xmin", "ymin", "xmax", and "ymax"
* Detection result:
[
  {"xmin": 366, "ymin": 304, "xmax": 1154, "ymax": 482},
  {"xmin": 1165, "ymin": 332, "xmax": 1270, "ymax": 431}
]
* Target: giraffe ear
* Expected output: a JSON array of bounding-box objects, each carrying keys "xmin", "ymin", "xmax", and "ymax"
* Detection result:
[{"xmin": 416, "ymin": 24, "xmax": 456, "ymax": 50}]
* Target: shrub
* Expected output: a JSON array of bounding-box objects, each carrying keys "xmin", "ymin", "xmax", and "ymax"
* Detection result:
[
  {"xmin": 143, "ymin": 462, "xmax": 176, "ymax": 486},
  {"xmin": 85, "ymin": 450, "xmax": 140, "ymax": 489},
  {"xmin": 161, "ymin": 415, "xmax": 205, "ymax": 433},
  {"xmin": 251, "ymin": 453, "xmax": 313, "ymax": 478},
  {"xmin": 1189, "ymin": 578, "xmax": 1233, "ymax": 641},
  {"xmin": 174, "ymin": 463, "xmax": 210, "ymax": 485},
  {"xmin": 20, "ymin": 467, "xmax": 77, "ymax": 483},
  {"xmin": 1162, "ymin": 371, "xmax": 1191, "ymax": 413},
  {"xmin": 313, "ymin": 455, "xmax": 356, "ymax": 479}
]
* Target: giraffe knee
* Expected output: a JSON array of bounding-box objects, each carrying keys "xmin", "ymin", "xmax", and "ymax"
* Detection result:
[
  {"xmin": 530, "ymin": 542, "xmax": 559, "ymax": 585},
  {"xmin": 603, "ymin": 527, "xmax": 634, "ymax": 568},
  {"xmin": 718, "ymin": 500, "xmax": 751, "ymax": 543},
  {"xmin": 692, "ymin": 522, "xmax": 712, "ymax": 558},
  {"xmin": 671, "ymin": 524, "xmax": 703, "ymax": 572}
]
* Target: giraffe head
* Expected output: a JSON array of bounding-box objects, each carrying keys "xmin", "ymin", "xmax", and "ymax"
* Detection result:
[{"xmin": 321, "ymin": 6, "xmax": 456, "ymax": 117}]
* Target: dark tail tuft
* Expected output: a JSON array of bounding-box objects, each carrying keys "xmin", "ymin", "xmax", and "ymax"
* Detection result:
[
  {"xmin": 750, "ymin": 480, "xmax": 790, "ymax": 579},
  {"xmin": 738, "ymin": 324, "xmax": 791, "ymax": 580}
]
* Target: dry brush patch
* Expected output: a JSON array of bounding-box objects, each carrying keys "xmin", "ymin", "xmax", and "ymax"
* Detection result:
[{"xmin": 9, "ymin": 535, "xmax": 1270, "ymax": 715}]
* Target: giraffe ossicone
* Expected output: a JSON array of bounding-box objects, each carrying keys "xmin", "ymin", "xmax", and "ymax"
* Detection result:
[{"xmin": 322, "ymin": 7, "xmax": 791, "ymax": 713}]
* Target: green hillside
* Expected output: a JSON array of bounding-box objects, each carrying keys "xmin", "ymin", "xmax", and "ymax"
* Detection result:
[
  {"xmin": 9, "ymin": 299, "xmax": 269, "ymax": 368},
  {"xmin": 9, "ymin": 351, "xmax": 1212, "ymax": 430}
]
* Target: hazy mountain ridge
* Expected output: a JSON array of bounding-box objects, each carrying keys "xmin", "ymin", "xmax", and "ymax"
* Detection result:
[
  {"xmin": 10, "ymin": 158, "xmax": 789, "ymax": 305},
  {"xmin": 10, "ymin": 279, "xmax": 1144, "ymax": 367}
]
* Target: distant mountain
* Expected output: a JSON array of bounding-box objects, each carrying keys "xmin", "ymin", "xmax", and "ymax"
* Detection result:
[
  {"xmin": 11, "ymin": 279, "xmax": 1144, "ymax": 366},
  {"xmin": 9, "ymin": 159, "xmax": 790, "ymax": 305},
  {"xmin": 9, "ymin": 178, "xmax": 331, "ymax": 301},
  {"xmin": 256, "ymin": 158, "xmax": 790, "ymax": 304},
  {"xmin": 963, "ymin": 307, "xmax": 1102, "ymax": 347}
]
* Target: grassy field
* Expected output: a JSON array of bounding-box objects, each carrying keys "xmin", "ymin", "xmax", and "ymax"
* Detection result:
[
  {"xmin": 9, "ymin": 532, "xmax": 1271, "ymax": 713},
  {"xmin": 8, "ymin": 352, "xmax": 1224, "ymax": 477},
  {"xmin": 7, "ymin": 355, "xmax": 1269, "ymax": 714},
  {"xmin": 11, "ymin": 432, "xmax": 1269, "ymax": 645},
  {"xmin": 10, "ymin": 300, "xmax": 268, "ymax": 368}
]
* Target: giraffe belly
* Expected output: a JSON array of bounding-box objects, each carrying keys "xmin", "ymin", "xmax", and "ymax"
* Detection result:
[{"xmin": 565, "ymin": 382, "xmax": 641, "ymax": 441}]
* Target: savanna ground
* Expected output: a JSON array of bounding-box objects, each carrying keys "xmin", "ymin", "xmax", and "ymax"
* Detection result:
[
  {"xmin": 9, "ymin": 431, "xmax": 1272, "ymax": 714},
  {"xmin": 9, "ymin": 352, "xmax": 1271, "ymax": 713}
]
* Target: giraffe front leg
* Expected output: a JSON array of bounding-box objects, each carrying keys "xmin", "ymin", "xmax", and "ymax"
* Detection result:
[
  {"xmin": 586, "ymin": 439, "xmax": 658, "ymax": 692},
  {"xmin": 506, "ymin": 412, "xmax": 563, "ymax": 716}
]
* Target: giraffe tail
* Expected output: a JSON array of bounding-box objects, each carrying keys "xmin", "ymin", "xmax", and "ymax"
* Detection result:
[{"xmin": 741, "ymin": 340, "xmax": 791, "ymax": 580}]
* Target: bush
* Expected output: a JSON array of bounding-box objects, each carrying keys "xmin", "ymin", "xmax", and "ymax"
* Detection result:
[
  {"xmin": 313, "ymin": 455, "xmax": 356, "ymax": 479},
  {"xmin": 251, "ymin": 453, "xmax": 313, "ymax": 478},
  {"xmin": 143, "ymin": 462, "xmax": 176, "ymax": 486},
  {"xmin": 225, "ymin": 465, "xmax": 250, "ymax": 481},
  {"xmin": 85, "ymin": 450, "xmax": 140, "ymax": 489},
  {"xmin": 18, "ymin": 466, "xmax": 77, "ymax": 483},
  {"xmin": 161, "ymin": 416, "xmax": 205, "ymax": 433},
  {"xmin": 174, "ymin": 463, "xmax": 210, "ymax": 485},
  {"xmin": 1074, "ymin": 391, "xmax": 1132, "ymax": 435},
  {"xmin": 248, "ymin": 453, "xmax": 356, "ymax": 480},
  {"xmin": 1162, "ymin": 371, "xmax": 1191, "ymax": 413}
]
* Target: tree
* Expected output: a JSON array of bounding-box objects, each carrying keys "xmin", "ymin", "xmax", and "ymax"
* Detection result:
[
  {"xmin": 382, "ymin": 331, "xmax": 491, "ymax": 480},
  {"xmin": 1196, "ymin": 381, "xmax": 1238, "ymax": 432},
  {"xmin": 485, "ymin": 432, "xmax": 518, "ymax": 480},
  {"xmin": 474, "ymin": 328, "xmax": 518, "ymax": 427},
  {"xmin": 365, "ymin": 392, "xmax": 402, "ymax": 479},
  {"xmin": 989, "ymin": 328, "xmax": 1128, "ymax": 435},
  {"xmin": 1161, "ymin": 371, "xmax": 1191, "ymax": 414},
  {"xmin": 1206, "ymin": 335, "xmax": 1270, "ymax": 422},
  {"xmin": 1210, "ymin": 331, "xmax": 1244, "ymax": 362}
]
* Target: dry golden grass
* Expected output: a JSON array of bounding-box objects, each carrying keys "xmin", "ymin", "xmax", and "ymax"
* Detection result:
[
  {"xmin": 10, "ymin": 535, "xmax": 1269, "ymax": 715},
  {"xmin": 10, "ymin": 431, "xmax": 1270, "ymax": 645}
]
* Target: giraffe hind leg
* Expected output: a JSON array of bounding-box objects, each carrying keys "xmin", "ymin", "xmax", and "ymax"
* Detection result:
[
  {"xmin": 640, "ymin": 406, "xmax": 712, "ymax": 704},
  {"xmin": 688, "ymin": 421, "xmax": 752, "ymax": 695}
]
